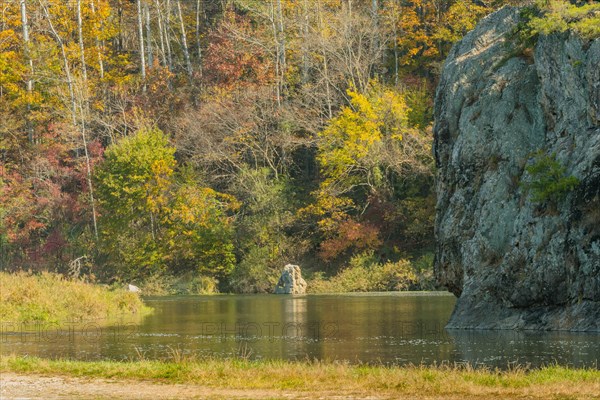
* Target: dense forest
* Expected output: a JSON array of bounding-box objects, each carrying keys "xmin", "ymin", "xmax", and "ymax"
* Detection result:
[{"xmin": 1, "ymin": 0, "xmax": 591, "ymax": 292}]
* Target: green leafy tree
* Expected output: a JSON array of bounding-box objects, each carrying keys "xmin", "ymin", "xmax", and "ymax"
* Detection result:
[
  {"xmin": 228, "ymin": 167, "xmax": 300, "ymax": 293},
  {"xmin": 528, "ymin": 0, "xmax": 600, "ymax": 39},
  {"xmin": 94, "ymin": 128, "xmax": 237, "ymax": 280},
  {"xmin": 165, "ymin": 172, "xmax": 238, "ymax": 277},
  {"xmin": 522, "ymin": 152, "xmax": 580, "ymax": 205},
  {"xmin": 94, "ymin": 128, "xmax": 176, "ymax": 277}
]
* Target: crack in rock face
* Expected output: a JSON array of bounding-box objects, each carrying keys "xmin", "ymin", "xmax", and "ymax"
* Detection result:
[{"xmin": 433, "ymin": 7, "xmax": 600, "ymax": 331}]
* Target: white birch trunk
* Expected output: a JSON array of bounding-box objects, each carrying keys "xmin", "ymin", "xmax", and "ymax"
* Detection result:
[
  {"xmin": 90, "ymin": 0, "xmax": 105, "ymax": 79},
  {"xmin": 155, "ymin": 0, "xmax": 167, "ymax": 67},
  {"xmin": 270, "ymin": 0, "xmax": 281, "ymax": 107},
  {"xmin": 137, "ymin": 0, "xmax": 147, "ymax": 82},
  {"xmin": 301, "ymin": 0, "xmax": 309, "ymax": 84},
  {"xmin": 145, "ymin": 1, "xmax": 153, "ymax": 67},
  {"xmin": 165, "ymin": 0, "xmax": 173, "ymax": 71},
  {"xmin": 41, "ymin": 1, "xmax": 99, "ymax": 240},
  {"xmin": 20, "ymin": 0, "xmax": 34, "ymax": 143},
  {"xmin": 195, "ymin": 0, "xmax": 203, "ymax": 77},
  {"xmin": 317, "ymin": 0, "xmax": 333, "ymax": 119},
  {"xmin": 76, "ymin": 0, "xmax": 88, "ymax": 82},
  {"xmin": 177, "ymin": 0, "xmax": 193, "ymax": 78}
]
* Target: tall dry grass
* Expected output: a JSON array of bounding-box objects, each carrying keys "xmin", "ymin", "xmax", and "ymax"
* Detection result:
[
  {"xmin": 0, "ymin": 272, "xmax": 151, "ymax": 323},
  {"xmin": 1, "ymin": 355, "xmax": 599, "ymax": 399}
]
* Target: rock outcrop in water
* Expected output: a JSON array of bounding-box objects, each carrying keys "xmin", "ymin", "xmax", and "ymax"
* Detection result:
[
  {"xmin": 434, "ymin": 7, "xmax": 600, "ymax": 331},
  {"xmin": 274, "ymin": 264, "xmax": 307, "ymax": 294}
]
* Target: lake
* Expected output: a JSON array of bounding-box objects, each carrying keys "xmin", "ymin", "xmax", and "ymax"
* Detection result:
[{"xmin": 2, "ymin": 293, "xmax": 599, "ymax": 368}]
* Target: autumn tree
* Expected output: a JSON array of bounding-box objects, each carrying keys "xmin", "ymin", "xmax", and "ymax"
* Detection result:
[
  {"xmin": 94, "ymin": 128, "xmax": 237, "ymax": 281},
  {"xmin": 302, "ymin": 81, "xmax": 434, "ymax": 264},
  {"xmin": 1, "ymin": 0, "xmax": 519, "ymax": 290}
]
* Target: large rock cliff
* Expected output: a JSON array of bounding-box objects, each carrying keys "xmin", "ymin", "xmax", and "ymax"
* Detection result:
[{"xmin": 434, "ymin": 7, "xmax": 600, "ymax": 331}]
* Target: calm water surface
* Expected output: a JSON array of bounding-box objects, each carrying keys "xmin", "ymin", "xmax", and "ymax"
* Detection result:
[{"xmin": 2, "ymin": 293, "xmax": 599, "ymax": 368}]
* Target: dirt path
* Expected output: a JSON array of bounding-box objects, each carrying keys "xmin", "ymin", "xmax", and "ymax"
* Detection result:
[
  {"xmin": 0, "ymin": 373, "xmax": 385, "ymax": 400},
  {"xmin": 3, "ymin": 372, "xmax": 599, "ymax": 400}
]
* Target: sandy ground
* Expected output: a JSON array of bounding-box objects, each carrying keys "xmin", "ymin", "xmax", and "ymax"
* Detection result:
[
  {"xmin": 0, "ymin": 373, "xmax": 385, "ymax": 400},
  {"xmin": 2, "ymin": 372, "xmax": 600, "ymax": 400}
]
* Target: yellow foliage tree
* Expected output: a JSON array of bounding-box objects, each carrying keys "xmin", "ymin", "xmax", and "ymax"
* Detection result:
[
  {"xmin": 301, "ymin": 80, "xmax": 434, "ymax": 254},
  {"xmin": 317, "ymin": 80, "xmax": 412, "ymax": 198}
]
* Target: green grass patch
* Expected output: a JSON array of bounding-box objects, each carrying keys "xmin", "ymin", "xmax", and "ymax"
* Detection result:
[
  {"xmin": 2, "ymin": 355, "xmax": 598, "ymax": 397},
  {"xmin": 0, "ymin": 271, "xmax": 152, "ymax": 324}
]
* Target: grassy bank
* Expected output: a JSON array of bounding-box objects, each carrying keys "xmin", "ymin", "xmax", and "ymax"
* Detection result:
[
  {"xmin": 1, "ymin": 356, "xmax": 599, "ymax": 399},
  {"xmin": 0, "ymin": 272, "xmax": 151, "ymax": 323}
]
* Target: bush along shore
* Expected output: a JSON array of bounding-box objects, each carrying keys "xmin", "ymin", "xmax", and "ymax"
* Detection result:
[
  {"xmin": 0, "ymin": 272, "xmax": 151, "ymax": 324},
  {"xmin": 1, "ymin": 356, "xmax": 599, "ymax": 400},
  {"xmin": 306, "ymin": 252, "xmax": 436, "ymax": 293}
]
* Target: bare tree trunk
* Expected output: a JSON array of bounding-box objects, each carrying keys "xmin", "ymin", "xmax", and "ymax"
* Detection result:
[
  {"xmin": 1, "ymin": 3, "xmax": 6, "ymax": 32},
  {"xmin": 317, "ymin": 0, "xmax": 332, "ymax": 119},
  {"xmin": 301, "ymin": 0, "xmax": 309, "ymax": 84},
  {"xmin": 76, "ymin": 0, "xmax": 88, "ymax": 82},
  {"xmin": 42, "ymin": 11, "xmax": 76, "ymax": 117},
  {"xmin": 117, "ymin": 0, "xmax": 123, "ymax": 52},
  {"xmin": 90, "ymin": 0, "xmax": 105, "ymax": 79},
  {"xmin": 165, "ymin": 0, "xmax": 173, "ymax": 71},
  {"xmin": 270, "ymin": 0, "xmax": 281, "ymax": 107},
  {"xmin": 195, "ymin": 0, "xmax": 203, "ymax": 78},
  {"xmin": 77, "ymin": 110, "xmax": 99, "ymax": 243},
  {"xmin": 393, "ymin": 1, "xmax": 400, "ymax": 85},
  {"xmin": 371, "ymin": 0, "xmax": 382, "ymax": 74},
  {"xmin": 177, "ymin": 0, "xmax": 193, "ymax": 79},
  {"xmin": 41, "ymin": 0, "xmax": 99, "ymax": 241},
  {"xmin": 155, "ymin": 0, "xmax": 167, "ymax": 67},
  {"xmin": 276, "ymin": 0, "xmax": 286, "ymax": 83},
  {"xmin": 137, "ymin": 0, "xmax": 147, "ymax": 85},
  {"xmin": 20, "ymin": 0, "xmax": 34, "ymax": 143},
  {"xmin": 150, "ymin": 211, "xmax": 156, "ymax": 241},
  {"xmin": 145, "ymin": 1, "xmax": 153, "ymax": 67}
]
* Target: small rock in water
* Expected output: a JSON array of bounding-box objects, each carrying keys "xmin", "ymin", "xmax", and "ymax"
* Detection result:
[
  {"xmin": 128, "ymin": 284, "xmax": 141, "ymax": 293},
  {"xmin": 274, "ymin": 264, "xmax": 307, "ymax": 294}
]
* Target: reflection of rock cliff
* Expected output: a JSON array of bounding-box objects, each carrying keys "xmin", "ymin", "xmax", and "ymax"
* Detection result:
[
  {"xmin": 447, "ymin": 330, "xmax": 600, "ymax": 368},
  {"xmin": 274, "ymin": 264, "xmax": 307, "ymax": 294},
  {"xmin": 434, "ymin": 7, "xmax": 600, "ymax": 331}
]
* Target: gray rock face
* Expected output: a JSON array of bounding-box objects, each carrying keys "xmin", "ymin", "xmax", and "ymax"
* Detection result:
[
  {"xmin": 434, "ymin": 7, "xmax": 600, "ymax": 331},
  {"xmin": 274, "ymin": 264, "xmax": 307, "ymax": 294}
]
